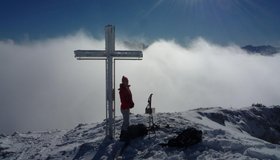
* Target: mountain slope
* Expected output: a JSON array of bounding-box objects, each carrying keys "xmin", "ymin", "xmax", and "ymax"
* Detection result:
[
  {"xmin": 1, "ymin": 105, "xmax": 280, "ymax": 160},
  {"xmin": 241, "ymin": 45, "xmax": 280, "ymax": 56}
]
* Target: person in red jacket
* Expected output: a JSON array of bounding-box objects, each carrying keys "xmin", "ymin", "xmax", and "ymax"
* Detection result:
[{"xmin": 119, "ymin": 76, "xmax": 134, "ymax": 136}]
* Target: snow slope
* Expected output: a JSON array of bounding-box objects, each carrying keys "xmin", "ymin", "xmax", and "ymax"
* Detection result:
[{"xmin": 1, "ymin": 105, "xmax": 280, "ymax": 160}]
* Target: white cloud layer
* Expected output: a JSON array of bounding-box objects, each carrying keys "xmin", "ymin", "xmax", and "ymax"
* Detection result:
[{"xmin": 1, "ymin": 32, "xmax": 280, "ymax": 134}]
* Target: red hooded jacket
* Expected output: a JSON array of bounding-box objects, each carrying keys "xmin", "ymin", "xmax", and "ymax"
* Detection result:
[{"xmin": 119, "ymin": 83, "xmax": 134, "ymax": 110}]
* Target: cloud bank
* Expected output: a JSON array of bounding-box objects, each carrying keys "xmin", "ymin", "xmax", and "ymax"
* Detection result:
[{"xmin": 1, "ymin": 32, "xmax": 280, "ymax": 134}]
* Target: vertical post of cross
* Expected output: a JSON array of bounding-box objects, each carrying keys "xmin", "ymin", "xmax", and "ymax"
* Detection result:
[{"xmin": 105, "ymin": 25, "xmax": 115, "ymax": 138}]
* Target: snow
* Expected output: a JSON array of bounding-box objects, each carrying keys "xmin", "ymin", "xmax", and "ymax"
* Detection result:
[{"xmin": 1, "ymin": 105, "xmax": 280, "ymax": 160}]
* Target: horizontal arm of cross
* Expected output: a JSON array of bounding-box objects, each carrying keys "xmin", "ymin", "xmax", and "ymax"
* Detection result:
[
  {"xmin": 113, "ymin": 50, "xmax": 143, "ymax": 59},
  {"xmin": 75, "ymin": 50, "xmax": 106, "ymax": 58},
  {"xmin": 74, "ymin": 50, "xmax": 143, "ymax": 60}
]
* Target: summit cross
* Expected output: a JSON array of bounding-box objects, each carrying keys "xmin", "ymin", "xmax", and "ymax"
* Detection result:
[{"xmin": 74, "ymin": 25, "xmax": 143, "ymax": 139}]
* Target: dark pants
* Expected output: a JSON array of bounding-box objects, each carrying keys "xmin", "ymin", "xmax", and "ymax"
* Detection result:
[{"xmin": 121, "ymin": 109, "xmax": 130, "ymax": 131}]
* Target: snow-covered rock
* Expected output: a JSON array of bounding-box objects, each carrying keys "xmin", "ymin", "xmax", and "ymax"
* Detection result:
[
  {"xmin": 197, "ymin": 105, "xmax": 280, "ymax": 144},
  {"xmin": 1, "ymin": 105, "xmax": 280, "ymax": 160}
]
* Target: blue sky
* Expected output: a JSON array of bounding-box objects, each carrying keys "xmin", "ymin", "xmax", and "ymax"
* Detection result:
[{"xmin": 1, "ymin": 0, "xmax": 280, "ymax": 45}]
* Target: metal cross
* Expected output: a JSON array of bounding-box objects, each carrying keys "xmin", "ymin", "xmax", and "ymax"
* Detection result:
[{"xmin": 74, "ymin": 25, "xmax": 143, "ymax": 139}]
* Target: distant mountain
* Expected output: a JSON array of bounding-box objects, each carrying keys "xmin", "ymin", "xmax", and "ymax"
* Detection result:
[
  {"xmin": 123, "ymin": 41, "xmax": 149, "ymax": 50},
  {"xmin": 242, "ymin": 45, "xmax": 280, "ymax": 56},
  {"xmin": 1, "ymin": 105, "xmax": 280, "ymax": 159}
]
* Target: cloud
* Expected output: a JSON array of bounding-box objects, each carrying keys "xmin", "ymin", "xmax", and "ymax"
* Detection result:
[
  {"xmin": 121, "ymin": 38, "xmax": 280, "ymax": 113},
  {"xmin": 1, "ymin": 33, "xmax": 280, "ymax": 134}
]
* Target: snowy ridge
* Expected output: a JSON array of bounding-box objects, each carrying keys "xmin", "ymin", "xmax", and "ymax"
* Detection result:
[
  {"xmin": 197, "ymin": 105, "xmax": 280, "ymax": 144},
  {"xmin": 1, "ymin": 105, "xmax": 280, "ymax": 160}
]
